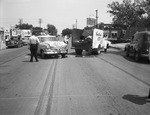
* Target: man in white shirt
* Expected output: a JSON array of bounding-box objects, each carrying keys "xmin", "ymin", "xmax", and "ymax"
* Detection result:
[
  {"xmin": 29, "ymin": 32, "xmax": 40, "ymax": 62},
  {"xmin": 64, "ymin": 35, "xmax": 69, "ymax": 44}
]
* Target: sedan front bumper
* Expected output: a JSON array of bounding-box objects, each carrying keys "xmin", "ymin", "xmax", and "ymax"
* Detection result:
[{"xmin": 59, "ymin": 49, "xmax": 68, "ymax": 54}]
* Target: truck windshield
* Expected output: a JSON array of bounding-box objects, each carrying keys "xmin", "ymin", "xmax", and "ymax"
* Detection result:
[{"xmin": 143, "ymin": 34, "xmax": 150, "ymax": 41}]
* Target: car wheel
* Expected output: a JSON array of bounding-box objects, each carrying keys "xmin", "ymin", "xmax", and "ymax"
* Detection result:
[
  {"xmin": 126, "ymin": 51, "xmax": 129, "ymax": 57},
  {"xmin": 135, "ymin": 52, "xmax": 140, "ymax": 62},
  {"xmin": 126, "ymin": 49, "xmax": 130, "ymax": 57},
  {"xmin": 41, "ymin": 50, "xmax": 45, "ymax": 59},
  {"xmin": 17, "ymin": 44, "xmax": 21, "ymax": 48},
  {"xmin": 104, "ymin": 48, "xmax": 107, "ymax": 53},
  {"xmin": 75, "ymin": 49, "xmax": 82, "ymax": 55}
]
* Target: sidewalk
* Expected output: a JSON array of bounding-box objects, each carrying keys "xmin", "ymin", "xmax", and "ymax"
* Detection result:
[{"xmin": 0, "ymin": 42, "xmax": 7, "ymax": 51}]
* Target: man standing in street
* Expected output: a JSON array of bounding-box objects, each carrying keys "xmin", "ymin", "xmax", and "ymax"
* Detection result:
[{"xmin": 29, "ymin": 32, "xmax": 40, "ymax": 62}]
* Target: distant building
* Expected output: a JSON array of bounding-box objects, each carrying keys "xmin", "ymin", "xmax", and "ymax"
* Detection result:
[
  {"xmin": 0, "ymin": 27, "xmax": 6, "ymax": 50},
  {"xmin": 96, "ymin": 23, "xmax": 126, "ymax": 40}
]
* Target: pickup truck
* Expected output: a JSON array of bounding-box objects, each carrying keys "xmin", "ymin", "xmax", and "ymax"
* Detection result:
[
  {"xmin": 125, "ymin": 31, "xmax": 150, "ymax": 61},
  {"xmin": 6, "ymin": 36, "xmax": 23, "ymax": 48}
]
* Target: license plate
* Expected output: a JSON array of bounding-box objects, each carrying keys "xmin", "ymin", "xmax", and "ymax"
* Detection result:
[{"xmin": 61, "ymin": 50, "xmax": 66, "ymax": 53}]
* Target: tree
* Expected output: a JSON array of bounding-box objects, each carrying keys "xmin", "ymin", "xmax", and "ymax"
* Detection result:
[
  {"xmin": 47, "ymin": 24, "xmax": 57, "ymax": 35},
  {"xmin": 107, "ymin": 0, "xmax": 148, "ymax": 27},
  {"xmin": 15, "ymin": 23, "xmax": 33, "ymax": 29},
  {"xmin": 32, "ymin": 27, "xmax": 43, "ymax": 35},
  {"xmin": 62, "ymin": 28, "xmax": 72, "ymax": 36}
]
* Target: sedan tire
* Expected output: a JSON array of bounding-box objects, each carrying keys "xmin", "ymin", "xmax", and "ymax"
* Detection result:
[
  {"xmin": 134, "ymin": 51, "xmax": 140, "ymax": 62},
  {"xmin": 41, "ymin": 50, "xmax": 46, "ymax": 59}
]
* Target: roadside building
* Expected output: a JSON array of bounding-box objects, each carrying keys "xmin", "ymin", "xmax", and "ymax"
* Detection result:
[
  {"xmin": 85, "ymin": 21, "xmax": 127, "ymax": 41},
  {"xmin": 4, "ymin": 28, "xmax": 10, "ymax": 41},
  {"xmin": 95, "ymin": 23, "xmax": 126, "ymax": 41},
  {"xmin": 0, "ymin": 27, "xmax": 6, "ymax": 50},
  {"xmin": 123, "ymin": 26, "xmax": 150, "ymax": 40}
]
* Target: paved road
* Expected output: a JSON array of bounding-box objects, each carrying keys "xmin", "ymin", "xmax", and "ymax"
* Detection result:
[{"xmin": 0, "ymin": 46, "xmax": 150, "ymax": 115}]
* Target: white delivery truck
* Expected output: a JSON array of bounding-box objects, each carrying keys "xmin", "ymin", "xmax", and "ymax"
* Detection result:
[
  {"xmin": 21, "ymin": 29, "xmax": 32, "ymax": 45},
  {"xmin": 71, "ymin": 28, "xmax": 108, "ymax": 55}
]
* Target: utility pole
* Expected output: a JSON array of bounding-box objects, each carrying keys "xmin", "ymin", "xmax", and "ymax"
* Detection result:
[
  {"xmin": 39, "ymin": 18, "xmax": 42, "ymax": 28},
  {"xmin": 96, "ymin": 10, "xmax": 98, "ymax": 28},
  {"xmin": 19, "ymin": 18, "xmax": 23, "ymax": 29},
  {"xmin": 76, "ymin": 19, "xmax": 77, "ymax": 29}
]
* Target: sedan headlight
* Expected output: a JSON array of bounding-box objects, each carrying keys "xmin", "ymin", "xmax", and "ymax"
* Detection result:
[{"xmin": 42, "ymin": 45, "xmax": 50, "ymax": 49}]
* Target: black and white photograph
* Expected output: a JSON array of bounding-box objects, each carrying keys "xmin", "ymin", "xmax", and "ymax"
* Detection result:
[{"xmin": 0, "ymin": 0, "xmax": 150, "ymax": 115}]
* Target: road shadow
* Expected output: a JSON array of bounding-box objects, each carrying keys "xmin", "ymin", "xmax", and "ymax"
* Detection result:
[
  {"xmin": 68, "ymin": 51, "xmax": 102, "ymax": 58},
  {"xmin": 108, "ymin": 47, "xmax": 150, "ymax": 64},
  {"xmin": 123, "ymin": 94, "xmax": 150, "ymax": 105},
  {"xmin": 25, "ymin": 53, "xmax": 61, "ymax": 60},
  {"xmin": 107, "ymin": 48, "xmax": 125, "ymax": 56},
  {"xmin": 109, "ymin": 48, "xmax": 150, "ymax": 64},
  {"xmin": 123, "ymin": 55, "xmax": 150, "ymax": 65}
]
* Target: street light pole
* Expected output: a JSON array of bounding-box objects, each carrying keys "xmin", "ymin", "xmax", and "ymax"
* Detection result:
[
  {"xmin": 39, "ymin": 18, "xmax": 42, "ymax": 28},
  {"xmin": 19, "ymin": 18, "xmax": 23, "ymax": 29},
  {"xmin": 76, "ymin": 19, "xmax": 77, "ymax": 29},
  {"xmin": 96, "ymin": 10, "xmax": 98, "ymax": 28}
]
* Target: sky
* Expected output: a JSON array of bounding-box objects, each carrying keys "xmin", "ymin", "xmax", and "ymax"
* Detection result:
[{"xmin": 0, "ymin": 0, "xmax": 123, "ymax": 34}]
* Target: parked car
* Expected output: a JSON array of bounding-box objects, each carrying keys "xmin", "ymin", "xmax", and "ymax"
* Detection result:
[
  {"xmin": 125, "ymin": 31, "xmax": 150, "ymax": 61},
  {"xmin": 6, "ymin": 36, "xmax": 23, "ymax": 48},
  {"xmin": 37, "ymin": 35, "xmax": 68, "ymax": 58}
]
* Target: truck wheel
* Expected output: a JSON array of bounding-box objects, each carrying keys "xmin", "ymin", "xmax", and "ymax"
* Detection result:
[
  {"xmin": 61, "ymin": 54, "xmax": 66, "ymax": 58},
  {"xmin": 75, "ymin": 49, "xmax": 82, "ymax": 55},
  {"xmin": 94, "ymin": 49, "xmax": 101, "ymax": 55}
]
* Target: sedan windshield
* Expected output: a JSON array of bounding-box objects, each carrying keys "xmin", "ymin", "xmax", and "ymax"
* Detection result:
[{"xmin": 40, "ymin": 37, "xmax": 57, "ymax": 42}]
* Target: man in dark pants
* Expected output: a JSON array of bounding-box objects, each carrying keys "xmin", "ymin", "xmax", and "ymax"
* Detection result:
[{"xmin": 29, "ymin": 33, "xmax": 40, "ymax": 62}]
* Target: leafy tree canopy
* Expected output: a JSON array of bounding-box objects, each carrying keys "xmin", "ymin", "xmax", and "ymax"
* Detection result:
[
  {"xmin": 62, "ymin": 28, "xmax": 72, "ymax": 36},
  {"xmin": 32, "ymin": 27, "xmax": 43, "ymax": 35},
  {"xmin": 15, "ymin": 23, "xmax": 33, "ymax": 29},
  {"xmin": 107, "ymin": 0, "xmax": 150, "ymax": 27},
  {"xmin": 47, "ymin": 24, "xmax": 57, "ymax": 35}
]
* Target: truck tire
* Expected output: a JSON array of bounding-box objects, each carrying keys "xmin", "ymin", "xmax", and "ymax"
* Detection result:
[
  {"xmin": 95, "ymin": 49, "xmax": 101, "ymax": 55},
  {"xmin": 61, "ymin": 54, "xmax": 66, "ymax": 58},
  {"xmin": 75, "ymin": 49, "xmax": 82, "ymax": 55},
  {"xmin": 104, "ymin": 48, "xmax": 107, "ymax": 53}
]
